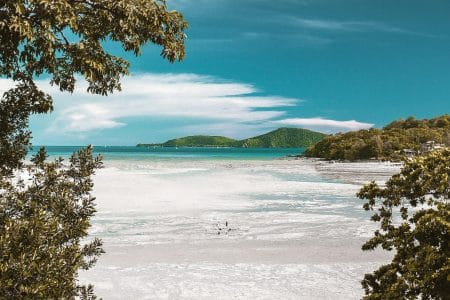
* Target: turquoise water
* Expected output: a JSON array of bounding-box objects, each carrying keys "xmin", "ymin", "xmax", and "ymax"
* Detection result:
[{"xmin": 30, "ymin": 146, "xmax": 304, "ymax": 160}]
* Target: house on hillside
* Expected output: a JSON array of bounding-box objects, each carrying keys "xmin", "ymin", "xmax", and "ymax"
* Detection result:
[
  {"xmin": 402, "ymin": 149, "xmax": 416, "ymax": 158},
  {"xmin": 421, "ymin": 141, "xmax": 445, "ymax": 153}
]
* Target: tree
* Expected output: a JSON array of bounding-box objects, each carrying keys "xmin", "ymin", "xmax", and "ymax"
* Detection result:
[
  {"xmin": 0, "ymin": 0, "xmax": 187, "ymax": 298},
  {"xmin": 0, "ymin": 147, "xmax": 104, "ymax": 298},
  {"xmin": 358, "ymin": 148, "xmax": 450, "ymax": 299}
]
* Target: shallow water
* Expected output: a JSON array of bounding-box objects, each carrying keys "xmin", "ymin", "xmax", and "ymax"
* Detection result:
[{"xmin": 50, "ymin": 147, "xmax": 399, "ymax": 299}]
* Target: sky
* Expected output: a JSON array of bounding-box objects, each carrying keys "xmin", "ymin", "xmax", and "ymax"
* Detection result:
[{"xmin": 13, "ymin": 0, "xmax": 450, "ymax": 145}]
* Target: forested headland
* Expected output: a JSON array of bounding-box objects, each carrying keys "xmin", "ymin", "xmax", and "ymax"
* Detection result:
[{"xmin": 304, "ymin": 115, "xmax": 450, "ymax": 160}]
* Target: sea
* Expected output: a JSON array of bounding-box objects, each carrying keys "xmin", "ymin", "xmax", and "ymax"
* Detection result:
[{"xmin": 31, "ymin": 146, "xmax": 399, "ymax": 299}]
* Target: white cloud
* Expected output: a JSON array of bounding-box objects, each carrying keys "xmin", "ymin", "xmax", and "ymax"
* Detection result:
[
  {"xmin": 290, "ymin": 18, "xmax": 421, "ymax": 35},
  {"xmin": 275, "ymin": 118, "xmax": 373, "ymax": 133},
  {"xmin": 1, "ymin": 74, "xmax": 375, "ymax": 140},
  {"xmin": 29, "ymin": 73, "xmax": 298, "ymax": 133},
  {"xmin": 0, "ymin": 79, "xmax": 15, "ymax": 94}
]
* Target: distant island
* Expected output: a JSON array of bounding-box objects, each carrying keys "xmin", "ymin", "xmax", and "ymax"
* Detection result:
[
  {"xmin": 304, "ymin": 114, "xmax": 450, "ymax": 161},
  {"xmin": 137, "ymin": 128, "xmax": 327, "ymax": 148}
]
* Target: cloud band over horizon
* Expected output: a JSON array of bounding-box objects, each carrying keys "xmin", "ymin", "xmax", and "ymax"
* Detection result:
[{"xmin": 1, "ymin": 73, "xmax": 374, "ymax": 144}]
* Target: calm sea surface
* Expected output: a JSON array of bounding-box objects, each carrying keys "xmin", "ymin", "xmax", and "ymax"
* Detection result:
[{"xmin": 30, "ymin": 146, "xmax": 304, "ymax": 160}]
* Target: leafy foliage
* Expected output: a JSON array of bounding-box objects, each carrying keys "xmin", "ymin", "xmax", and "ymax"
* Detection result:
[
  {"xmin": 0, "ymin": 0, "xmax": 187, "ymax": 94},
  {"xmin": 305, "ymin": 115, "xmax": 450, "ymax": 160},
  {"xmin": 0, "ymin": 81, "xmax": 53, "ymax": 177},
  {"xmin": 0, "ymin": 147, "xmax": 103, "ymax": 298},
  {"xmin": 137, "ymin": 127, "xmax": 327, "ymax": 148},
  {"xmin": 358, "ymin": 148, "xmax": 450, "ymax": 299},
  {"xmin": 0, "ymin": 0, "xmax": 188, "ymax": 171},
  {"xmin": 0, "ymin": 0, "xmax": 187, "ymax": 298}
]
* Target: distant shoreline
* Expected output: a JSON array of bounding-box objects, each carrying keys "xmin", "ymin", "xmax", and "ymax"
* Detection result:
[{"xmin": 136, "ymin": 145, "xmax": 304, "ymax": 149}]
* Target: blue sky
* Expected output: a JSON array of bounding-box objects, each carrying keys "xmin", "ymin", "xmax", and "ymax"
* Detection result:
[{"xmin": 17, "ymin": 0, "xmax": 450, "ymax": 145}]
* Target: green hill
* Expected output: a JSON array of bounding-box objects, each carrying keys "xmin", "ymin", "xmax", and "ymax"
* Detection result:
[
  {"xmin": 157, "ymin": 135, "xmax": 238, "ymax": 147},
  {"xmin": 137, "ymin": 127, "xmax": 326, "ymax": 148},
  {"xmin": 239, "ymin": 128, "xmax": 327, "ymax": 148},
  {"xmin": 304, "ymin": 115, "xmax": 450, "ymax": 160}
]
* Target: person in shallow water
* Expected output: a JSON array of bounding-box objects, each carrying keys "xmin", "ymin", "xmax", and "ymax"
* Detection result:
[{"xmin": 217, "ymin": 221, "xmax": 232, "ymax": 235}]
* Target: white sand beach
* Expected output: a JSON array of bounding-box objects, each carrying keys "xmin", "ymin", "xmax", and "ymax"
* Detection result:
[{"xmin": 79, "ymin": 158, "xmax": 400, "ymax": 299}]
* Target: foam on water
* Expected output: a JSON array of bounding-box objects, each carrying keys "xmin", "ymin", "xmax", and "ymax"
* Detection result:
[{"xmin": 78, "ymin": 155, "xmax": 399, "ymax": 299}]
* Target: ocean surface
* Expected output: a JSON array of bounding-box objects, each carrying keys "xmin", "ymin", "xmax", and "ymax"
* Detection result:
[
  {"xmin": 31, "ymin": 146, "xmax": 303, "ymax": 160},
  {"xmin": 34, "ymin": 146, "xmax": 399, "ymax": 299}
]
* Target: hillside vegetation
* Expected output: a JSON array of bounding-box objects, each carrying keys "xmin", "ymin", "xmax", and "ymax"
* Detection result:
[
  {"xmin": 239, "ymin": 128, "xmax": 326, "ymax": 148},
  {"xmin": 137, "ymin": 128, "xmax": 326, "ymax": 148},
  {"xmin": 161, "ymin": 136, "xmax": 238, "ymax": 147},
  {"xmin": 304, "ymin": 115, "xmax": 450, "ymax": 160}
]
